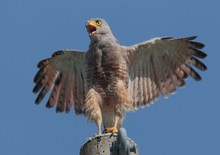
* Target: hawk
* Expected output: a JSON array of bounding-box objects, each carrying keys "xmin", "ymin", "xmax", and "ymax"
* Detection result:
[{"xmin": 33, "ymin": 18, "xmax": 207, "ymax": 135}]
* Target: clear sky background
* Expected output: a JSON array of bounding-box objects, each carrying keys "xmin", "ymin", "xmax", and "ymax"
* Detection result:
[{"xmin": 1, "ymin": 0, "xmax": 219, "ymax": 155}]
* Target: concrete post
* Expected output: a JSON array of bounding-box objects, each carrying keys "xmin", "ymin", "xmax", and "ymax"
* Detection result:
[{"xmin": 80, "ymin": 128, "xmax": 139, "ymax": 155}]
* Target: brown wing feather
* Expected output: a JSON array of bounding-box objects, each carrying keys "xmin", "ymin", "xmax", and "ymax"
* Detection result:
[
  {"xmin": 46, "ymin": 73, "xmax": 62, "ymax": 108},
  {"xmin": 149, "ymin": 55, "xmax": 160, "ymax": 103},
  {"xmin": 33, "ymin": 50, "xmax": 87, "ymax": 114},
  {"xmin": 126, "ymin": 36, "xmax": 207, "ymax": 109}
]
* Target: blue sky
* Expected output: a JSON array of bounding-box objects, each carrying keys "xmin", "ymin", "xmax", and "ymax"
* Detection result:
[{"xmin": 1, "ymin": 0, "xmax": 219, "ymax": 155}]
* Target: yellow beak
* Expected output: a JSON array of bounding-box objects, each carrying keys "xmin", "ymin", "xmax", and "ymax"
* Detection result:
[
  {"xmin": 86, "ymin": 20, "xmax": 97, "ymax": 35},
  {"xmin": 87, "ymin": 20, "xmax": 97, "ymax": 27}
]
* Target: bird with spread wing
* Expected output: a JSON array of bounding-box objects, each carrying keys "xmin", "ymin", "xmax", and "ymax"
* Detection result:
[{"xmin": 33, "ymin": 18, "xmax": 207, "ymax": 135}]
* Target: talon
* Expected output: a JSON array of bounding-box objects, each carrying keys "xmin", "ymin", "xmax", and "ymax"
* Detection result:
[
  {"xmin": 104, "ymin": 127, "xmax": 118, "ymax": 133},
  {"xmin": 94, "ymin": 131, "xmax": 102, "ymax": 137},
  {"xmin": 94, "ymin": 133, "xmax": 98, "ymax": 137}
]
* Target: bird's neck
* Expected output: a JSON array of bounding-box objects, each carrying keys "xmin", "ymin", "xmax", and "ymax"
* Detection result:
[{"xmin": 89, "ymin": 33, "xmax": 119, "ymax": 47}]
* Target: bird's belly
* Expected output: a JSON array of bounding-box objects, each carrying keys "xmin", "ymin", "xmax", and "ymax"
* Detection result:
[{"xmin": 87, "ymin": 64, "xmax": 128, "ymax": 95}]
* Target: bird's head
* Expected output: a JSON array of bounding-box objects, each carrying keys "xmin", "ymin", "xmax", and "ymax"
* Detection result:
[{"xmin": 86, "ymin": 18, "xmax": 112, "ymax": 36}]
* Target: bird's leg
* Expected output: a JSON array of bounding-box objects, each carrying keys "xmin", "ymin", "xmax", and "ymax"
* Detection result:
[
  {"xmin": 84, "ymin": 88, "xmax": 103, "ymax": 136},
  {"xmin": 104, "ymin": 116, "xmax": 119, "ymax": 133},
  {"xmin": 97, "ymin": 118, "xmax": 102, "ymax": 135}
]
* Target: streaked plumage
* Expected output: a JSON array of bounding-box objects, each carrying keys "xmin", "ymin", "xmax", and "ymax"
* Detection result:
[{"xmin": 33, "ymin": 18, "xmax": 207, "ymax": 134}]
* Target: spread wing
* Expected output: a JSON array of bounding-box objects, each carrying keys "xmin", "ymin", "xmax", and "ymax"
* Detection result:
[
  {"xmin": 125, "ymin": 36, "xmax": 207, "ymax": 108},
  {"xmin": 33, "ymin": 50, "xmax": 87, "ymax": 114}
]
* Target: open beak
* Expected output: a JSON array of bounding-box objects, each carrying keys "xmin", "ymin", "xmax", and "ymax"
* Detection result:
[{"xmin": 86, "ymin": 21, "xmax": 97, "ymax": 35}]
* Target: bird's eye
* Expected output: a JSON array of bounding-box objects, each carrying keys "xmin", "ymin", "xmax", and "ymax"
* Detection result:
[{"xmin": 96, "ymin": 20, "xmax": 102, "ymax": 26}]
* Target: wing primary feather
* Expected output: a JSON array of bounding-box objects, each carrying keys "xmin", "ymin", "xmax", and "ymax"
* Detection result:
[
  {"xmin": 56, "ymin": 74, "xmax": 67, "ymax": 112},
  {"xmin": 162, "ymin": 56, "xmax": 176, "ymax": 95},
  {"xmin": 146, "ymin": 58, "xmax": 153, "ymax": 104},
  {"xmin": 153, "ymin": 54, "xmax": 167, "ymax": 97},
  {"xmin": 65, "ymin": 73, "xmax": 74, "ymax": 112},
  {"xmin": 63, "ymin": 73, "xmax": 72, "ymax": 113},
  {"xmin": 33, "ymin": 62, "xmax": 56, "ymax": 93},
  {"xmin": 162, "ymin": 58, "xmax": 171, "ymax": 98},
  {"xmin": 189, "ymin": 47, "xmax": 207, "ymax": 59},
  {"xmin": 138, "ymin": 62, "xmax": 144, "ymax": 106},
  {"xmin": 36, "ymin": 72, "xmax": 57, "ymax": 104},
  {"xmin": 188, "ymin": 41, "xmax": 205, "ymax": 49},
  {"xmin": 189, "ymin": 57, "xmax": 207, "ymax": 71},
  {"xmin": 37, "ymin": 58, "xmax": 49, "ymax": 68},
  {"xmin": 147, "ymin": 57, "xmax": 159, "ymax": 104},
  {"xmin": 73, "ymin": 66, "xmax": 80, "ymax": 114},
  {"xmin": 81, "ymin": 71, "xmax": 88, "ymax": 102},
  {"xmin": 159, "ymin": 56, "xmax": 169, "ymax": 98},
  {"xmin": 174, "ymin": 68, "xmax": 186, "ymax": 87},
  {"xmin": 173, "ymin": 53, "xmax": 189, "ymax": 79},
  {"xmin": 33, "ymin": 78, "xmax": 44, "ymax": 93},
  {"xmin": 35, "ymin": 75, "xmax": 51, "ymax": 104},
  {"xmin": 35, "ymin": 90, "xmax": 45, "ymax": 104},
  {"xmin": 142, "ymin": 61, "xmax": 148, "ymax": 104},
  {"xmin": 165, "ymin": 56, "xmax": 179, "ymax": 92},
  {"xmin": 180, "ymin": 64, "xmax": 202, "ymax": 81},
  {"xmin": 33, "ymin": 72, "xmax": 50, "ymax": 94},
  {"xmin": 181, "ymin": 36, "xmax": 197, "ymax": 41},
  {"xmin": 150, "ymin": 54, "xmax": 160, "ymax": 101},
  {"xmin": 189, "ymin": 66, "xmax": 202, "ymax": 81},
  {"xmin": 46, "ymin": 73, "xmax": 61, "ymax": 108},
  {"xmin": 59, "ymin": 73, "xmax": 72, "ymax": 113},
  {"xmin": 172, "ymin": 60, "xmax": 186, "ymax": 87},
  {"xmin": 34, "ymin": 66, "xmax": 45, "ymax": 83},
  {"xmin": 128, "ymin": 65, "xmax": 134, "ymax": 106},
  {"xmin": 133, "ymin": 64, "xmax": 138, "ymax": 106},
  {"xmin": 76, "ymin": 68, "xmax": 83, "ymax": 113},
  {"xmin": 80, "ymin": 72, "xmax": 85, "ymax": 97},
  {"xmin": 65, "ymin": 80, "xmax": 73, "ymax": 112}
]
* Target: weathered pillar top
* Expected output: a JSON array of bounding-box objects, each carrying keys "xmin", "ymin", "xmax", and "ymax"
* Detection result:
[{"xmin": 80, "ymin": 128, "xmax": 139, "ymax": 155}]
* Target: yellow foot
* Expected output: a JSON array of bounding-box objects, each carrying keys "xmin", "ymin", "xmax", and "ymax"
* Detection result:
[{"xmin": 104, "ymin": 127, "xmax": 118, "ymax": 133}]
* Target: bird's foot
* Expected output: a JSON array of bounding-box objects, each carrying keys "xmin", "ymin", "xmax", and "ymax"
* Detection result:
[{"xmin": 104, "ymin": 127, "xmax": 118, "ymax": 133}]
